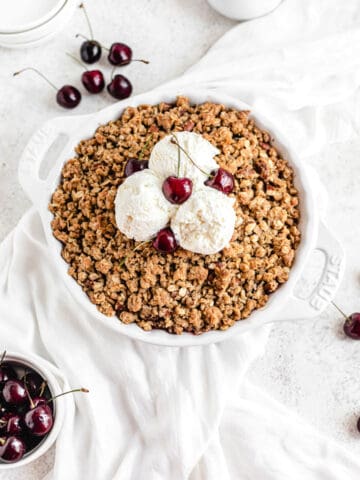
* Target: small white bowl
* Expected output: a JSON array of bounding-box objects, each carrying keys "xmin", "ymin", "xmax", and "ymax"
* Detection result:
[
  {"xmin": 0, "ymin": 351, "xmax": 65, "ymax": 470},
  {"xmin": 0, "ymin": 0, "xmax": 76, "ymax": 48}
]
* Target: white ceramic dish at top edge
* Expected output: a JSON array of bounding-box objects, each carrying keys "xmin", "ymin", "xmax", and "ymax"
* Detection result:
[
  {"xmin": 18, "ymin": 88, "xmax": 345, "ymax": 347},
  {"xmin": 0, "ymin": 352, "xmax": 65, "ymax": 470},
  {"xmin": 0, "ymin": 0, "xmax": 76, "ymax": 48},
  {"xmin": 0, "ymin": 0, "xmax": 66, "ymax": 34}
]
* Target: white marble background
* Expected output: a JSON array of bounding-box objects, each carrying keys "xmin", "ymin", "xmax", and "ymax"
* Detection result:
[{"xmin": 1, "ymin": 0, "xmax": 360, "ymax": 478}]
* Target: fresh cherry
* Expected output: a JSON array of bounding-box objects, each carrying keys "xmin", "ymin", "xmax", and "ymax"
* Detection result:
[
  {"xmin": 107, "ymin": 74, "xmax": 132, "ymax": 100},
  {"xmin": 108, "ymin": 43, "xmax": 132, "ymax": 65},
  {"xmin": 332, "ymin": 303, "xmax": 360, "ymax": 340},
  {"xmin": 205, "ymin": 168, "xmax": 234, "ymax": 194},
  {"xmin": 124, "ymin": 158, "xmax": 149, "ymax": 177},
  {"xmin": 107, "ymin": 43, "xmax": 149, "ymax": 66},
  {"xmin": 82, "ymin": 70, "xmax": 105, "ymax": 94},
  {"xmin": 22, "ymin": 371, "xmax": 45, "ymax": 397},
  {"xmin": 80, "ymin": 39, "xmax": 102, "ymax": 64},
  {"xmin": 56, "ymin": 86, "xmax": 82, "ymax": 109},
  {"xmin": 343, "ymin": 313, "xmax": 360, "ymax": 339},
  {"xmin": 13, "ymin": 68, "xmax": 81, "ymax": 109},
  {"xmin": 0, "ymin": 404, "xmax": 7, "ymax": 416},
  {"xmin": 0, "ymin": 436, "xmax": 26, "ymax": 463},
  {"xmin": 24, "ymin": 404, "xmax": 53, "ymax": 437},
  {"xmin": 162, "ymin": 176, "xmax": 192, "ymax": 204},
  {"xmin": 77, "ymin": 4, "xmax": 102, "ymax": 64},
  {"xmin": 153, "ymin": 228, "xmax": 178, "ymax": 254},
  {"xmin": 24, "ymin": 387, "xmax": 88, "ymax": 437},
  {"xmin": 0, "ymin": 364, "xmax": 16, "ymax": 385},
  {"xmin": 0, "ymin": 413, "xmax": 23, "ymax": 435},
  {"xmin": 66, "ymin": 53, "xmax": 105, "ymax": 94},
  {"xmin": 2, "ymin": 380, "xmax": 27, "ymax": 406}
]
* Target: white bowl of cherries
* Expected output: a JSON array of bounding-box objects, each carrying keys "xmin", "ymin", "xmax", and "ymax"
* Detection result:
[{"xmin": 0, "ymin": 350, "xmax": 87, "ymax": 468}]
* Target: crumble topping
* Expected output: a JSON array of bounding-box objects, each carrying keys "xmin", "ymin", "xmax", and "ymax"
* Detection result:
[{"xmin": 49, "ymin": 96, "xmax": 301, "ymax": 334}]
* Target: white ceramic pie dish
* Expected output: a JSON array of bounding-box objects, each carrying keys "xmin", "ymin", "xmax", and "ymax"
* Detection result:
[
  {"xmin": 0, "ymin": 351, "xmax": 65, "ymax": 470},
  {"xmin": 18, "ymin": 88, "xmax": 345, "ymax": 347}
]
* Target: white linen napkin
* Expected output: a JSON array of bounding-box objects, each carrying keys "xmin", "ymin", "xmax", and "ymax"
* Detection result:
[{"xmin": 2, "ymin": 0, "xmax": 360, "ymax": 478}]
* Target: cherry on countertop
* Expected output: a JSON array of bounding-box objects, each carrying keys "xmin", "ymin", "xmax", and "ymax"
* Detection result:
[{"xmin": 107, "ymin": 74, "xmax": 132, "ymax": 100}]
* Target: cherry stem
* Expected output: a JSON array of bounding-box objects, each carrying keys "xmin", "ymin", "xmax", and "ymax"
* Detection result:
[
  {"xmin": 176, "ymin": 138, "xmax": 181, "ymax": 177},
  {"xmin": 23, "ymin": 371, "xmax": 35, "ymax": 409},
  {"xmin": 133, "ymin": 241, "xmax": 149, "ymax": 252},
  {"xmin": 75, "ymin": 33, "xmax": 109, "ymax": 51},
  {"xmin": 46, "ymin": 388, "xmax": 89, "ymax": 405},
  {"xmin": 0, "ymin": 350, "xmax": 6, "ymax": 368},
  {"xmin": 66, "ymin": 52, "xmax": 87, "ymax": 72},
  {"xmin": 139, "ymin": 134, "xmax": 153, "ymax": 160},
  {"xmin": 132, "ymin": 59, "xmax": 150, "ymax": 65},
  {"xmin": 171, "ymin": 134, "xmax": 212, "ymax": 177},
  {"xmin": 39, "ymin": 381, "xmax": 47, "ymax": 397},
  {"xmin": 0, "ymin": 438, "xmax": 5, "ymax": 446},
  {"xmin": 331, "ymin": 301, "xmax": 348, "ymax": 320},
  {"xmin": 79, "ymin": 3, "xmax": 94, "ymax": 40},
  {"xmin": 13, "ymin": 68, "xmax": 58, "ymax": 91}
]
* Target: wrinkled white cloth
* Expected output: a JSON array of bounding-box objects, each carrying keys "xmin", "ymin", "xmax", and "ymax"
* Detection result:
[{"xmin": 2, "ymin": 0, "xmax": 360, "ymax": 478}]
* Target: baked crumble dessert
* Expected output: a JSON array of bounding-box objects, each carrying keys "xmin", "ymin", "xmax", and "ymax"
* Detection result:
[{"xmin": 49, "ymin": 96, "xmax": 301, "ymax": 334}]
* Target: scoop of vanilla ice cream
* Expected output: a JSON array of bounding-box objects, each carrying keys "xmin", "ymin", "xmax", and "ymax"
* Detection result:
[
  {"xmin": 115, "ymin": 170, "xmax": 176, "ymax": 242},
  {"xmin": 149, "ymin": 132, "xmax": 219, "ymax": 186},
  {"xmin": 171, "ymin": 187, "xmax": 237, "ymax": 255}
]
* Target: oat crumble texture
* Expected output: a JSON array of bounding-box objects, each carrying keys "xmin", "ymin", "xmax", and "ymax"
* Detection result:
[{"xmin": 49, "ymin": 96, "xmax": 301, "ymax": 335}]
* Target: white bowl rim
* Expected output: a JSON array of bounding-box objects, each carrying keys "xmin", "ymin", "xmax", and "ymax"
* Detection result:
[
  {"xmin": 0, "ymin": 351, "xmax": 65, "ymax": 470},
  {"xmin": 0, "ymin": 0, "xmax": 67, "ymax": 34},
  {"xmin": 22, "ymin": 87, "xmax": 318, "ymax": 347}
]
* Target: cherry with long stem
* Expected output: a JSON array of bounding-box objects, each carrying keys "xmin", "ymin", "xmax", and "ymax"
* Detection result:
[
  {"xmin": 77, "ymin": 3, "xmax": 102, "ymax": 64},
  {"xmin": 13, "ymin": 68, "xmax": 81, "ymax": 109},
  {"xmin": 331, "ymin": 301, "xmax": 360, "ymax": 340},
  {"xmin": 161, "ymin": 134, "xmax": 193, "ymax": 205},
  {"xmin": 108, "ymin": 42, "xmax": 149, "ymax": 66}
]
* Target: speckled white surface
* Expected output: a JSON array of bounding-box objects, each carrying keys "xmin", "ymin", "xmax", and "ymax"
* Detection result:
[{"xmin": 1, "ymin": 1, "xmax": 360, "ymax": 478}]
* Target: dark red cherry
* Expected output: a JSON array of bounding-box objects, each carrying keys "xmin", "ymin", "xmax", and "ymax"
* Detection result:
[
  {"xmin": 153, "ymin": 228, "xmax": 178, "ymax": 254},
  {"xmin": 0, "ymin": 413, "xmax": 23, "ymax": 435},
  {"xmin": 13, "ymin": 68, "xmax": 81, "ymax": 109},
  {"xmin": 80, "ymin": 40, "xmax": 102, "ymax": 64},
  {"xmin": 56, "ymin": 85, "xmax": 81, "ymax": 109},
  {"xmin": 108, "ymin": 43, "xmax": 132, "ymax": 66},
  {"xmin": 77, "ymin": 4, "xmax": 101, "ymax": 63},
  {"xmin": 2, "ymin": 380, "xmax": 27, "ymax": 406},
  {"xmin": 24, "ymin": 404, "xmax": 53, "ymax": 437},
  {"xmin": 0, "ymin": 436, "xmax": 26, "ymax": 463},
  {"xmin": 0, "ymin": 364, "xmax": 16, "ymax": 385},
  {"xmin": 124, "ymin": 158, "xmax": 149, "ymax": 177},
  {"xmin": 162, "ymin": 176, "xmax": 192, "ymax": 204},
  {"xmin": 107, "ymin": 75, "xmax": 132, "ymax": 100},
  {"xmin": 22, "ymin": 372, "xmax": 45, "ymax": 397},
  {"xmin": 81, "ymin": 70, "xmax": 105, "ymax": 93},
  {"xmin": 205, "ymin": 168, "xmax": 234, "ymax": 194},
  {"xmin": 343, "ymin": 313, "xmax": 360, "ymax": 339}
]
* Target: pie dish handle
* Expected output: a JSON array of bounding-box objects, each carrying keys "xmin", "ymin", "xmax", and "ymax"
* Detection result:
[
  {"xmin": 277, "ymin": 221, "xmax": 345, "ymax": 321},
  {"xmin": 18, "ymin": 115, "xmax": 83, "ymax": 210}
]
